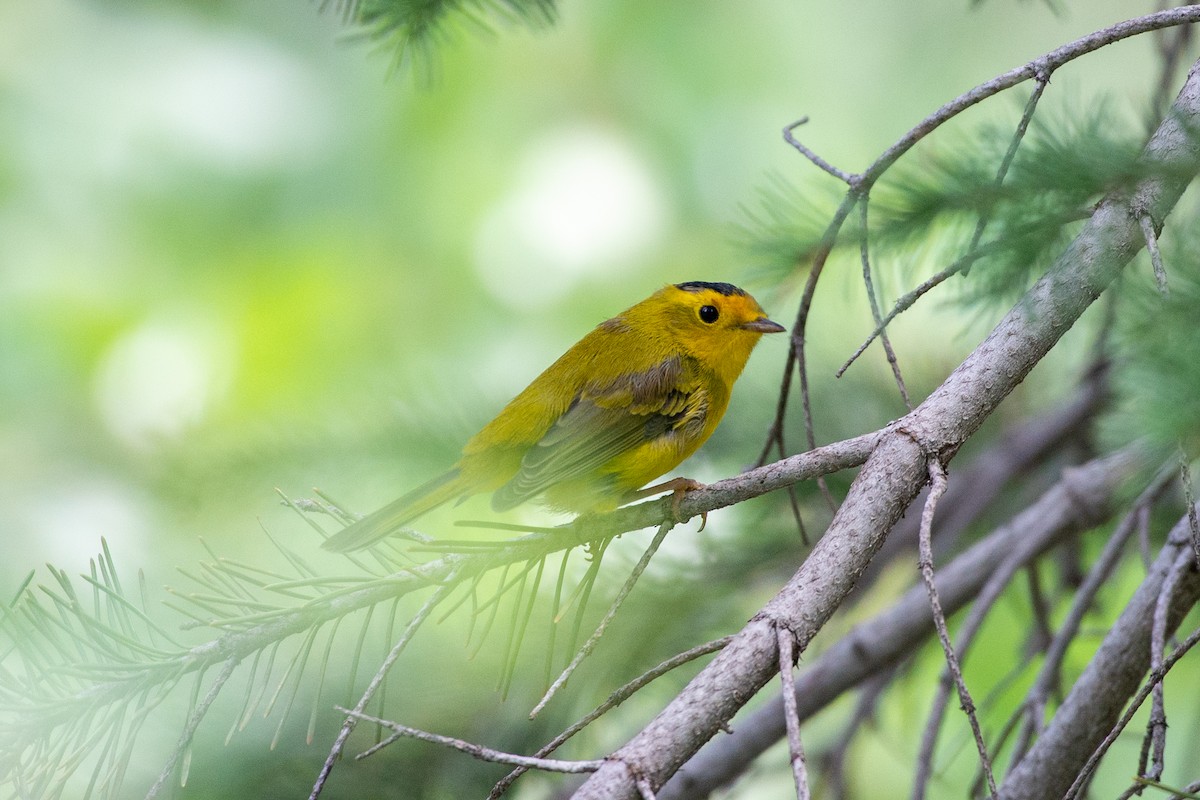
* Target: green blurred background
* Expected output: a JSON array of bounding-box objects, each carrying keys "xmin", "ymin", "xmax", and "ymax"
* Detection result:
[{"xmin": 1, "ymin": 1, "xmax": 1192, "ymax": 798}]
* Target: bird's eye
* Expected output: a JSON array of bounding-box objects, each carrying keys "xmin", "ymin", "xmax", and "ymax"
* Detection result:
[{"xmin": 699, "ymin": 305, "xmax": 719, "ymax": 324}]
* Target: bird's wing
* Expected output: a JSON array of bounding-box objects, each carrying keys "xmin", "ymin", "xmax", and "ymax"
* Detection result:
[{"xmin": 490, "ymin": 356, "xmax": 708, "ymax": 511}]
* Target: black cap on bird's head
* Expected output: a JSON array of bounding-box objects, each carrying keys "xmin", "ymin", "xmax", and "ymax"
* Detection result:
[{"xmin": 674, "ymin": 281, "xmax": 747, "ymax": 297}]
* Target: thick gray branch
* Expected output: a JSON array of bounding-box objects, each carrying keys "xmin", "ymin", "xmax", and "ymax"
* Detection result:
[
  {"xmin": 660, "ymin": 448, "xmax": 1138, "ymax": 800},
  {"xmin": 571, "ymin": 59, "xmax": 1200, "ymax": 800},
  {"xmin": 999, "ymin": 511, "xmax": 1200, "ymax": 800}
]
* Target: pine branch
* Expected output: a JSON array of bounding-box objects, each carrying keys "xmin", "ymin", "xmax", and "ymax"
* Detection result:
[
  {"xmin": 0, "ymin": 429, "xmax": 877, "ymax": 799},
  {"xmin": 332, "ymin": 0, "xmax": 558, "ymax": 75}
]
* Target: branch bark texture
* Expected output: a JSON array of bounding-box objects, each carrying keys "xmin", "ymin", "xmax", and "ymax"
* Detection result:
[
  {"xmin": 659, "ymin": 448, "xmax": 1138, "ymax": 799},
  {"xmin": 571, "ymin": 58, "xmax": 1200, "ymax": 800},
  {"xmin": 999, "ymin": 511, "xmax": 1200, "ymax": 800}
]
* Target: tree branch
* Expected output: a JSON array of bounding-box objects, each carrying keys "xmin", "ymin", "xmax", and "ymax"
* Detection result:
[
  {"xmin": 1000, "ymin": 510, "xmax": 1200, "ymax": 800},
  {"xmin": 571, "ymin": 56, "xmax": 1200, "ymax": 800},
  {"xmin": 658, "ymin": 448, "xmax": 1138, "ymax": 799}
]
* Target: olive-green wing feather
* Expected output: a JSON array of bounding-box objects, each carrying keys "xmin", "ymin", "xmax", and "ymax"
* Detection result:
[
  {"xmin": 490, "ymin": 402, "xmax": 650, "ymax": 511},
  {"xmin": 490, "ymin": 356, "xmax": 706, "ymax": 511},
  {"xmin": 322, "ymin": 469, "xmax": 466, "ymax": 551}
]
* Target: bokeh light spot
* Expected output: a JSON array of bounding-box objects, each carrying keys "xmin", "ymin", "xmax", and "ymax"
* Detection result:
[
  {"xmin": 474, "ymin": 126, "xmax": 670, "ymax": 309},
  {"xmin": 93, "ymin": 314, "xmax": 235, "ymax": 451}
]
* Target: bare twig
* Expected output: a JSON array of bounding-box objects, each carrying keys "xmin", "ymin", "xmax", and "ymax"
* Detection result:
[
  {"xmin": 1181, "ymin": 454, "xmax": 1200, "ymax": 569},
  {"xmin": 1063, "ymin": 621, "xmax": 1200, "ymax": 800},
  {"xmin": 338, "ymin": 707, "xmax": 605, "ymax": 772},
  {"xmin": 842, "ymin": 72, "xmax": 1052, "ymax": 379},
  {"xmin": 1007, "ymin": 463, "xmax": 1177, "ymax": 773},
  {"xmin": 862, "ymin": 9, "xmax": 1200, "ymax": 186},
  {"xmin": 1024, "ymin": 564, "xmax": 1054, "ymax": 655},
  {"xmin": 755, "ymin": 376, "xmax": 814, "ymax": 546},
  {"xmin": 1005, "ymin": 510, "xmax": 1200, "ymax": 800},
  {"xmin": 792, "ymin": 240, "xmax": 852, "ymax": 514},
  {"xmin": 858, "ymin": 199, "xmax": 912, "ymax": 409},
  {"xmin": 776, "ymin": 625, "xmax": 810, "ymax": 800},
  {"xmin": 757, "ymin": 350, "xmax": 795, "ymax": 468},
  {"xmin": 913, "ymin": 460, "xmax": 998, "ymax": 800},
  {"xmin": 835, "ymin": 210, "xmax": 1090, "ymax": 378},
  {"xmin": 530, "ymin": 522, "xmax": 674, "ymax": 718},
  {"xmin": 1144, "ymin": 547, "xmax": 1194, "ymax": 780},
  {"xmin": 1134, "ymin": 777, "xmax": 1200, "ymax": 800},
  {"xmin": 798, "ymin": 5, "xmax": 1200, "ymax": 390},
  {"xmin": 310, "ymin": 573, "xmax": 457, "ymax": 799},
  {"xmin": 1138, "ymin": 211, "xmax": 1170, "ymax": 296},
  {"xmin": 489, "ymin": 636, "xmax": 731, "ymax": 799},
  {"xmin": 961, "ymin": 73, "xmax": 1050, "ymax": 277},
  {"xmin": 919, "ymin": 456, "xmax": 1121, "ymax": 796},
  {"xmin": 783, "ymin": 117, "xmax": 857, "ymax": 184},
  {"xmin": 146, "ymin": 657, "xmax": 239, "ymax": 799},
  {"xmin": 1123, "ymin": 777, "xmax": 1200, "ymax": 800}
]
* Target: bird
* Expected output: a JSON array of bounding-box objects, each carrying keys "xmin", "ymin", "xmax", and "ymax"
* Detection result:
[{"xmin": 322, "ymin": 281, "xmax": 785, "ymax": 551}]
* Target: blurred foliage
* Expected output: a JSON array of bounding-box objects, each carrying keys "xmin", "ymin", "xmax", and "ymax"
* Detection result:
[
  {"xmin": 343, "ymin": 0, "xmax": 558, "ymax": 76},
  {"xmin": 1110, "ymin": 233, "xmax": 1200, "ymax": 454},
  {"xmin": 742, "ymin": 106, "xmax": 1149, "ymax": 307}
]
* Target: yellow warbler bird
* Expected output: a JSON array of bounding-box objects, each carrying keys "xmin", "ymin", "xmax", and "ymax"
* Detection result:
[{"xmin": 322, "ymin": 281, "xmax": 785, "ymax": 552}]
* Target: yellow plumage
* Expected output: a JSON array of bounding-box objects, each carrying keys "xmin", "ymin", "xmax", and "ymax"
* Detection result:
[{"xmin": 322, "ymin": 281, "xmax": 784, "ymax": 551}]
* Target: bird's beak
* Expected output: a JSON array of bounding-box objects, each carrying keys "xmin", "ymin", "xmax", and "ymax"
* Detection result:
[{"xmin": 742, "ymin": 317, "xmax": 787, "ymax": 333}]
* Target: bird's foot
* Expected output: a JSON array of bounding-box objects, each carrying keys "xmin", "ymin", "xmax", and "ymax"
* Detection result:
[{"xmin": 635, "ymin": 477, "xmax": 707, "ymax": 529}]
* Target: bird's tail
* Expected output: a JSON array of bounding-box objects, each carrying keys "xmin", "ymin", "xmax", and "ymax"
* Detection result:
[{"xmin": 321, "ymin": 469, "xmax": 466, "ymax": 552}]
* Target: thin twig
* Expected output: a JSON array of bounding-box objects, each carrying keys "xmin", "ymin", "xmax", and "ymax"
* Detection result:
[
  {"xmin": 1134, "ymin": 777, "xmax": 1200, "ymax": 800},
  {"xmin": 753, "ymin": 353, "xmax": 811, "ymax": 546},
  {"xmin": 757, "ymin": 348, "xmax": 795, "ymax": 467},
  {"xmin": 1145, "ymin": 547, "xmax": 1193, "ymax": 780},
  {"xmin": 1181, "ymin": 453, "xmax": 1200, "ymax": 569},
  {"xmin": 1007, "ymin": 463, "xmax": 1177, "ymax": 774},
  {"xmin": 858, "ymin": 199, "xmax": 912, "ymax": 409},
  {"xmin": 776, "ymin": 625, "xmax": 810, "ymax": 800},
  {"xmin": 1024, "ymin": 564, "xmax": 1054, "ymax": 654},
  {"xmin": 796, "ymin": 235, "xmax": 855, "ymax": 514},
  {"xmin": 836, "ymin": 209, "xmax": 1089, "ymax": 378},
  {"xmin": 530, "ymin": 522, "xmax": 674, "ymax": 718},
  {"xmin": 755, "ymin": 386, "xmax": 812, "ymax": 544},
  {"xmin": 783, "ymin": 117, "xmax": 858, "ymax": 184},
  {"xmin": 961, "ymin": 73, "xmax": 1049, "ymax": 277},
  {"xmin": 145, "ymin": 657, "xmax": 239, "ymax": 799},
  {"xmin": 338, "ymin": 708, "xmax": 604, "ymax": 772},
  {"xmin": 785, "ymin": 484, "xmax": 811, "ymax": 546},
  {"xmin": 1064, "ymin": 622, "xmax": 1200, "ymax": 800},
  {"xmin": 489, "ymin": 636, "xmax": 732, "ymax": 799},
  {"xmin": 309, "ymin": 573, "xmax": 457, "ymax": 799},
  {"xmin": 919, "ymin": 460, "xmax": 1112, "ymax": 792},
  {"xmin": 862, "ymin": 8, "xmax": 1200, "ymax": 187},
  {"xmin": 798, "ymin": 3, "xmax": 1200, "ymax": 422},
  {"xmin": 1139, "ymin": 212, "xmax": 1170, "ymax": 296},
  {"xmin": 913, "ymin": 460, "xmax": 998, "ymax": 800}
]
